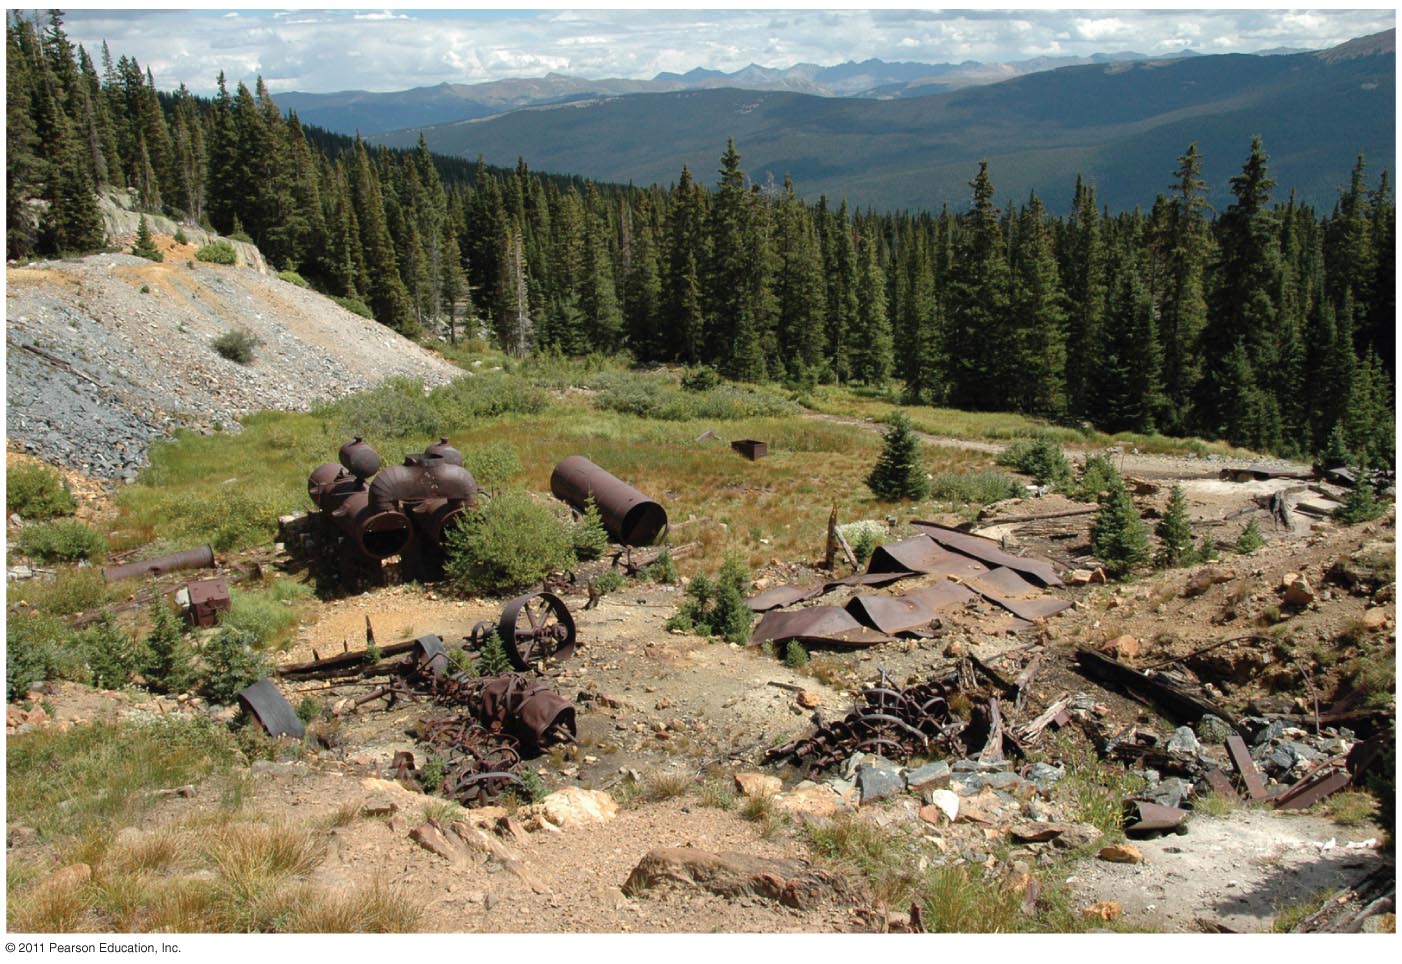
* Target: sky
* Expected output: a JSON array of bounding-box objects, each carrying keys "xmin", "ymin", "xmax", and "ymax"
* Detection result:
[{"xmin": 49, "ymin": 3, "xmax": 1399, "ymax": 96}]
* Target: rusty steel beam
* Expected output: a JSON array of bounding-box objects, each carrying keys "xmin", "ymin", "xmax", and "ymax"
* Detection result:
[
  {"xmin": 550, "ymin": 456, "xmax": 668, "ymax": 547},
  {"xmin": 103, "ymin": 545, "xmax": 215, "ymax": 582},
  {"xmin": 1202, "ymin": 768, "xmax": 1241, "ymax": 803},
  {"xmin": 1226, "ymin": 734, "xmax": 1268, "ymax": 801},
  {"xmin": 1273, "ymin": 769, "xmax": 1353, "ymax": 810}
]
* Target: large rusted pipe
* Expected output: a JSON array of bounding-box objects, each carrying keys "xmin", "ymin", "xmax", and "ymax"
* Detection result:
[
  {"xmin": 549, "ymin": 456, "xmax": 668, "ymax": 547},
  {"xmin": 103, "ymin": 545, "xmax": 215, "ymax": 581},
  {"xmin": 307, "ymin": 462, "xmax": 362, "ymax": 511},
  {"xmin": 369, "ymin": 462, "xmax": 477, "ymax": 511},
  {"xmin": 330, "ymin": 490, "xmax": 413, "ymax": 560}
]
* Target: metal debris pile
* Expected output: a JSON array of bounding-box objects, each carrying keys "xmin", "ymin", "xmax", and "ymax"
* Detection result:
[
  {"xmin": 749, "ymin": 527, "xmax": 1071, "ymax": 649},
  {"xmin": 764, "ymin": 667, "xmax": 1016, "ymax": 777}
]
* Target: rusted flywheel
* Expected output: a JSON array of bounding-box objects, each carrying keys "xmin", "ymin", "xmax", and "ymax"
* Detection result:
[{"xmin": 497, "ymin": 591, "xmax": 576, "ymax": 670}]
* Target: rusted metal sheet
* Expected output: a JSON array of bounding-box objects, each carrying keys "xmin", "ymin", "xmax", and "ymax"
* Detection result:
[
  {"xmin": 1075, "ymin": 649, "xmax": 1236, "ymax": 728},
  {"xmin": 910, "ymin": 521, "xmax": 1064, "ymax": 587},
  {"xmin": 731, "ymin": 439, "xmax": 768, "ymax": 460},
  {"xmin": 1124, "ymin": 801, "xmax": 1189, "ymax": 833},
  {"xmin": 845, "ymin": 593, "xmax": 941, "ymax": 635},
  {"xmin": 746, "ymin": 584, "xmax": 825, "ymax": 612},
  {"xmin": 1273, "ymin": 768, "xmax": 1352, "ymax": 810},
  {"xmin": 752, "ymin": 607, "xmax": 890, "ymax": 648},
  {"xmin": 184, "ymin": 576, "xmax": 230, "ymax": 627},
  {"xmin": 1226, "ymin": 734, "xmax": 1268, "ymax": 801},
  {"xmin": 550, "ymin": 455, "xmax": 668, "ymax": 546},
  {"xmin": 970, "ymin": 566, "xmax": 1040, "ymax": 599},
  {"xmin": 868, "ymin": 536, "xmax": 966, "ymax": 575},
  {"xmin": 237, "ymin": 678, "xmax": 305, "ymax": 739},
  {"xmin": 1202, "ymin": 768, "xmax": 1241, "ymax": 802},
  {"xmin": 497, "ymin": 591, "xmax": 576, "ymax": 670},
  {"xmin": 825, "ymin": 570, "xmax": 914, "ymax": 590},
  {"xmin": 103, "ymin": 545, "xmax": 215, "ymax": 582},
  {"xmin": 905, "ymin": 581, "xmax": 978, "ymax": 612},
  {"xmin": 978, "ymin": 591, "xmax": 1073, "ymax": 622}
]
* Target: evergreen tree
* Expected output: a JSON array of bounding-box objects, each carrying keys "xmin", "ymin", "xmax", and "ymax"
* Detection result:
[
  {"xmin": 1009, "ymin": 192, "xmax": 1068, "ymax": 413},
  {"xmin": 848, "ymin": 231, "xmax": 894, "ymax": 383},
  {"xmin": 349, "ymin": 137, "xmax": 416, "ymax": 334},
  {"xmin": 1090, "ymin": 474, "xmax": 1150, "ymax": 577},
  {"xmin": 131, "ymin": 213, "xmax": 161, "ymax": 261},
  {"xmin": 1064, "ymin": 177, "xmax": 1108, "ymax": 418},
  {"xmin": 867, "ymin": 411, "xmax": 930, "ymax": 501},
  {"xmin": 1155, "ymin": 485, "xmax": 1195, "ymax": 567},
  {"xmin": 1154, "ymin": 144, "xmax": 1212, "ymax": 432},
  {"xmin": 141, "ymin": 598, "xmax": 192, "ymax": 693},
  {"xmin": 946, "ymin": 161, "xmax": 1013, "ymax": 410}
]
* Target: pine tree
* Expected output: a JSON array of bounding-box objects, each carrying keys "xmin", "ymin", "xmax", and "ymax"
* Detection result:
[
  {"xmin": 141, "ymin": 598, "xmax": 192, "ymax": 693},
  {"xmin": 1155, "ymin": 484, "xmax": 1195, "ymax": 567},
  {"xmin": 131, "ymin": 213, "xmax": 161, "ymax": 261},
  {"xmin": 946, "ymin": 161, "xmax": 1013, "ymax": 410},
  {"xmin": 1009, "ymin": 192, "xmax": 1068, "ymax": 413},
  {"xmin": 848, "ymin": 230, "xmax": 894, "ymax": 384},
  {"xmin": 1090, "ymin": 474, "xmax": 1150, "ymax": 578},
  {"xmin": 1064, "ymin": 177, "xmax": 1108, "ymax": 419},
  {"xmin": 1154, "ymin": 144, "xmax": 1212, "ymax": 433},
  {"xmin": 867, "ymin": 411, "xmax": 930, "ymax": 501},
  {"xmin": 349, "ymin": 137, "xmax": 416, "ymax": 334}
]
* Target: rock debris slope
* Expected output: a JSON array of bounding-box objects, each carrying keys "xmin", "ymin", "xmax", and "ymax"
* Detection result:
[{"xmin": 5, "ymin": 251, "xmax": 459, "ymax": 480}]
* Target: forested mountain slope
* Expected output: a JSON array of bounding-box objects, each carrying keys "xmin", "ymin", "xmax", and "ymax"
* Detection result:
[{"xmin": 376, "ymin": 33, "xmax": 1395, "ymax": 214}]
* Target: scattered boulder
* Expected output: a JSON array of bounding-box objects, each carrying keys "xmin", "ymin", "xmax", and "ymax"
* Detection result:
[
  {"xmin": 1083, "ymin": 900, "xmax": 1123, "ymax": 921},
  {"xmin": 1185, "ymin": 567, "xmax": 1233, "ymax": 597},
  {"xmin": 734, "ymin": 772, "xmax": 782, "ymax": 799},
  {"xmin": 1097, "ymin": 843, "xmax": 1143, "ymax": 864},
  {"xmin": 796, "ymin": 690, "xmax": 821, "ymax": 709},
  {"xmin": 856, "ymin": 762, "xmax": 905, "ymax": 805},
  {"xmin": 904, "ymin": 760, "xmax": 951, "ymax": 793},
  {"xmin": 1361, "ymin": 607, "xmax": 1391, "ymax": 630},
  {"xmin": 533, "ymin": 787, "xmax": 617, "ymax": 829},
  {"xmin": 1196, "ymin": 714, "xmax": 1234, "ymax": 744},
  {"xmin": 923, "ymin": 789, "xmax": 959, "ymax": 823},
  {"xmin": 1281, "ymin": 574, "xmax": 1316, "ymax": 608},
  {"xmin": 1166, "ymin": 726, "xmax": 1201, "ymax": 756},
  {"xmin": 1101, "ymin": 635, "xmax": 1141, "ymax": 660},
  {"xmin": 622, "ymin": 848, "xmax": 859, "ymax": 910},
  {"xmin": 777, "ymin": 783, "xmax": 846, "ymax": 824},
  {"xmin": 1050, "ymin": 823, "xmax": 1105, "ymax": 851}
]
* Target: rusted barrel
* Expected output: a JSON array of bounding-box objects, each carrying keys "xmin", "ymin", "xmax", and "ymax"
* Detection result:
[
  {"xmin": 102, "ymin": 545, "xmax": 215, "ymax": 581},
  {"xmin": 549, "ymin": 456, "xmax": 667, "ymax": 546}
]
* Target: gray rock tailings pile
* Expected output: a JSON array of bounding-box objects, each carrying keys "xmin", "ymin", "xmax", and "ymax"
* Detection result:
[{"xmin": 6, "ymin": 251, "xmax": 460, "ymax": 480}]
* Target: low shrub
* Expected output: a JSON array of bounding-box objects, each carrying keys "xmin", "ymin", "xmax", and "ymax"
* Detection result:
[
  {"xmin": 79, "ymin": 616, "xmax": 137, "ymax": 690},
  {"xmin": 1334, "ymin": 484, "xmax": 1389, "ymax": 525},
  {"xmin": 680, "ymin": 366, "xmax": 721, "ymax": 391},
  {"xmin": 200, "ymin": 627, "xmax": 272, "ymax": 705},
  {"xmin": 333, "ymin": 295, "xmax": 374, "ymax": 319},
  {"xmin": 22, "ymin": 567, "xmax": 113, "ymax": 616},
  {"xmin": 142, "ymin": 599, "xmax": 193, "ymax": 694},
  {"xmin": 195, "ymin": 240, "xmax": 237, "ymax": 265},
  {"xmin": 784, "ymin": 640, "xmax": 809, "ymax": 668},
  {"xmin": 476, "ymin": 632, "xmax": 512, "ymax": 675},
  {"xmin": 7, "ymin": 463, "xmax": 77, "ymax": 519},
  {"xmin": 443, "ymin": 491, "xmax": 576, "ymax": 597},
  {"xmin": 429, "ymin": 372, "xmax": 548, "ymax": 420},
  {"xmin": 324, "ymin": 377, "xmax": 439, "ymax": 439},
  {"xmin": 1235, "ymin": 518, "xmax": 1266, "ymax": 554},
  {"xmin": 1061, "ymin": 453, "xmax": 1120, "ymax": 502},
  {"xmin": 277, "ymin": 270, "xmax": 308, "ymax": 287},
  {"xmin": 642, "ymin": 547, "xmax": 679, "ymax": 584},
  {"xmin": 592, "ymin": 372, "xmax": 798, "ymax": 421},
  {"xmin": 996, "ymin": 434, "xmax": 1072, "ymax": 487},
  {"xmin": 6, "ymin": 612, "xmax": 82, "ymax": 701},
  {"xmin": 460, "ymin": 441, "xmax": 523, "ymax": 488},
  {"xmin": 593, "ymin": 568, "xmax": 626, "ymax": 595},
  {"xmin": 665, "ymin": 553, "xmax": 752, "ymax": 644},
  {"xmin": 14, "ymin": 519, "xmax": 107, "ymax": 562},
  {"xmin": 212, "ymin": 329, "xmax": 260, "ymax": 365},
  {"xmin": 928, "ymin": 470, "xmax": 1023, "ymax": 505}
]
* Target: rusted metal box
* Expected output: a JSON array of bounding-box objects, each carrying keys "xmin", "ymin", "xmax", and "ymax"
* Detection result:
[
  {"xmin": 184, "ymin": 577, "xmax": 231, "ymax": 627},
  {"xmin": 731, "ymin": 439, "xmax": 768, "ymax": 460}
]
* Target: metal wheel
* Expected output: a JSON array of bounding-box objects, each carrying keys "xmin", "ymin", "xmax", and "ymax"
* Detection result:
[{"xmin": 498, "ymin": 591, "xmax": 576, "ymax": 670}]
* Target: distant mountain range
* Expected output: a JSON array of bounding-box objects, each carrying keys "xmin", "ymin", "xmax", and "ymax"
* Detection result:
[
  {"xmin": 366, "ymin": 30, "xmax": 1393, "ymax": 214},
  {"xmin": 276, "ymin": 49, "xmax": 1216, "ymax": 135}
]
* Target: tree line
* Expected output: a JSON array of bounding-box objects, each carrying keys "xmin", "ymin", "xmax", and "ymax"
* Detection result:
[{"xmin": 7, "ymin": 12, "xmax": 1394, "ymax": 465}]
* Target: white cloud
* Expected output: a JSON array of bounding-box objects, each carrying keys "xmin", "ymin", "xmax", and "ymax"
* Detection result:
[{"xmin": 55, "ymin": 8, "xmax": 1397, "ymax": 97}]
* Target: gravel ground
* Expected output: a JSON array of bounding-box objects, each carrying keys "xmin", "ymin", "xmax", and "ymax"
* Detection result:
[{"xmin": 6, "ymin": 251, "xmax": 460, "ymax": 480}]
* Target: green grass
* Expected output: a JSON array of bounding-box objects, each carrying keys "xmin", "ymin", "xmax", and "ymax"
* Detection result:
[{"xmin": 5, "ymin": 716, "xmax": 240, "ymax": 841}]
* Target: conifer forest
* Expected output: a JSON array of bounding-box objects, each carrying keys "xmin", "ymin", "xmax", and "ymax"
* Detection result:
[{"xmin": 7, "ymin": 12, "xmax": 1395, "ymax": 465}]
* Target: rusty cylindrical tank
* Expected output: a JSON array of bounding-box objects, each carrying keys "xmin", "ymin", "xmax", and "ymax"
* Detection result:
[
  {"xmin": 330, "ymin": 490, "xmax": 413, "ymax": 560},
  {"xmin": 102, "ymin": 545, "xmax": 215, "ymax": 581},
  {"xmin": 338, "ymin": 436, "xmax": 381, "ymax": 480},
  {"xmin": 549, "ymin": 456, "xmax": 668, "ymax": 547},
  {"xmin": 423, "ymin": 437, "xmax": 464, "ymax": 467}
]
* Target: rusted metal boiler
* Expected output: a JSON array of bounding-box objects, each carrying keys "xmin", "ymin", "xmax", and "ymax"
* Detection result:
[{"xmin": 549, "ymin": 455, "xmax": 667, "ymax": 547}]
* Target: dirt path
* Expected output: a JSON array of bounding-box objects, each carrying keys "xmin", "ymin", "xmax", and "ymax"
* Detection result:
[
  {"xmin": 1067, "ymin": 809, "xmax": 1391, "ymax": 932},
  {"xmin": 800, "ymin": 410, "xmax": 1313, "ymax": 479}
]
